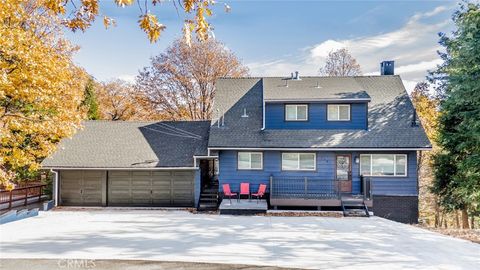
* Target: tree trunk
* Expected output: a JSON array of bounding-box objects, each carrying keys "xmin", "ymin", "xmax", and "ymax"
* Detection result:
[
  {"xmin": 471, "ymin": 216, "xmax": 475, "ymax": 229},
  {"xmin": 461, "ymin": 208, "xmax": 469, "ymax": 229},
  {"xmin": 455, "ymin": 211, "xmax": 460, "ymax": 228}
]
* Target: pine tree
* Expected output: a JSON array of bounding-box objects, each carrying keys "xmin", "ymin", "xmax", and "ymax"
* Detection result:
[
  {"xmin": 430, "ymin": 2, "xmax": 480, "ymax": 228},
  {"xmin": 82, "ymin": 78, "xmax": 100, "ymax": 120}
]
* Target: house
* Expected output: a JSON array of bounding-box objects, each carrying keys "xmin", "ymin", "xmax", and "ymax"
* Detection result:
[{"xmin": 42, "ymin": 61, "xmax": 431, "ymax": 223}]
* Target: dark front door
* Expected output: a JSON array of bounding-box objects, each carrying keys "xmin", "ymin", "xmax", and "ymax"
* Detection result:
[{"xmin": 336, "ymin": 154, "xmax": 352, "ymax": 193}]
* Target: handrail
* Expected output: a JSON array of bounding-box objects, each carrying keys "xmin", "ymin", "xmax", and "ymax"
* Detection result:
[
  {"xmin": 270, "ymin": 177, "xmax": 340, "ymax": 200},
  {"xmin": 0, "ymin": 184, "xmax": 47, "ymax": 209}
]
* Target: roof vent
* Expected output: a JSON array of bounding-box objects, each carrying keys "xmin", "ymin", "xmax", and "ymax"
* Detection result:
[
  {"xmin": 315, "ymin": 81, "xmax": 321, "ymax": 88},
  {"xmin": 241, "ymin": 108, "xmax": 249, "ymax": 118},
  {"xmin": 294, "ymin": 71, "xmax": 300, "ymax": 80}
]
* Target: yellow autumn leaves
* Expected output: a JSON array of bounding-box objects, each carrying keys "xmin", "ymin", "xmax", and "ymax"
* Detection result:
[
  {"xmin": 1, "ymin": 0, "xmax": 86, "ymax": 188},
  {"xmin": 39, "ymin": 0, "xmax": 220, "ymax": 43},
  {"xmin": 139, "ymin": 14, "xmax": 166, "ymax": 43}
]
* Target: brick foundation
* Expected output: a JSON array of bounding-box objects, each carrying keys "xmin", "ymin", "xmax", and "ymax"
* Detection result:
[{"xmin": 372, "ymin": 195, "xmax": 418, "ymax": 224}]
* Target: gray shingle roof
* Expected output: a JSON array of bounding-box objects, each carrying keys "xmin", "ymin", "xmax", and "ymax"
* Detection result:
[
  {"xmin": 208, "ymin": 76, "xmax": 431, "ymax": 149},
  {"xmin": 42, "ymin": 120, "xmax": 210, "ymax": 169},
  {"xmin": 263, "ymin": 77, "xmax": 371, "ymax": 101}
]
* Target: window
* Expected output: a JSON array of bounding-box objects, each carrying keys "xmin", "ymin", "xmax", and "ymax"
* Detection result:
[
  {"xmin": 285, "ymin": 104, "xmax": 308, "ymax": 121},
  {"xmin": 327, "ymin": 104, "xmax": 350, "ymax": 121},
  {"xmin": 360, "ymin": 154, "xmax": 407, "ymax": 176},
  {"xmin": 238, "ymin": 152, "xmax": 263, "ymax": 170},
  {"xmin": 282, "ymin": 153, "xmax": 316, "ymax": 171}
]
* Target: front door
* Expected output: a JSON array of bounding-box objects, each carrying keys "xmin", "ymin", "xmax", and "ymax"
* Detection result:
[{"xmin": 336, "ymin": 154, "xmax": 352, "ymax": 193}]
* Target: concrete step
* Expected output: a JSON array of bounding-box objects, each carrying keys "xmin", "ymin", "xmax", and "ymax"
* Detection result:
[
  {"xmin": 201, "ymin": 194, "xmax": 218, "ymax": 198},
  {"xmin": 199, "ymin": 198, "xmax": 218, "ymax": 202}
]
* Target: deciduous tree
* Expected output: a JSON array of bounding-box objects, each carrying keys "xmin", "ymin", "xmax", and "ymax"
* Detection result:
[
  {"xmin": 136, "ymin": 38, "xmax": 249, "ymax": 120},
  {"xmin": 411, "ymin": 81, "xmax": 442, "ymax": 227},
  {"xmin": 41, "ymin": 0, "xmax": 230, "ymax": 43},
  {"xmin": 1, "ymin": 0, "xmax": 86, "ymax": 188},
  {"xmin": 96, "ymin": 79, "xmax": 157, "ymax": 121},
  {"xmin": 319, "ymin": 48, "xmax": 362, "ymax": 76}
]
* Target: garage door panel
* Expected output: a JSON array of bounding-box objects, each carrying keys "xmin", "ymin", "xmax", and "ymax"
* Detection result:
[
  {"xmin": 173, "ymin": 171, "xmax": 193, "ymax": 177},
  {"xmin": 60, "ymin": 171, "xmax": 104, "ymax": 206},
  {"xmin": 152, "ymin": 171, "xmax": 172, "ymax": 177},
  {"xmin": 107, "ymin": 170, "xmax": 194, "ymax": 207},
  {"xmin": 84, "ymin": 171, "xmax": 104, "ymax": 177}
]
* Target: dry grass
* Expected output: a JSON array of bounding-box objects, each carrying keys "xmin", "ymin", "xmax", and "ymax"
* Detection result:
[{"xmin": 417, "ymin": 225, "xmax": 480, "ymax": 244}]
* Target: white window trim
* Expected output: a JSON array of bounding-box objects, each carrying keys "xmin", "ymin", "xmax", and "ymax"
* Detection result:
[
  {"xmin": 360, "ymin": 154, "xmax": 408, "ymax": 177},
  {"xmin": 327, "ymin": 104, "xmax": 351, "ymax": 121},
  {"xmin": 285, "ymin": 104, "xmax": 308, "ymax": 121},
  {"xmin": 237, "ymin": 152, "xmax": 263, "ymax": 170},
  {"xmin": 281, "ymin": 153, "xmax": 316, "ymax": 171}
]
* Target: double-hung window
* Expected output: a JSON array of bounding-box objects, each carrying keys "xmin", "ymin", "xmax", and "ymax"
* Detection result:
[
  {"xmin": 327, "ymin": 104, "xmax": 350, "ymax": 121},
  {"xmin": 282, "ymin": 153, "xmax": 316, "ymax": 171},
  {"xmin": 237, "ymin": 152, "xmax": 263, "ymax": 170},
  {"xmin": 285, "ymin": 104, "xmax": 308, "ymax": 121},
  {"xmin": 360, "ymin": 154, "xmax": 407, "ymax": 177}
]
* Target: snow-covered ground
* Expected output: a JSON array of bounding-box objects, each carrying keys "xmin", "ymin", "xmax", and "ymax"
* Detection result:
[{"xmin": 1, "ymin": 210, "xmax": 479, "ymax": 269}]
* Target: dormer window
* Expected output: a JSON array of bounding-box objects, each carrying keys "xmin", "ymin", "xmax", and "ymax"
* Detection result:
[
  {"xmin": 285, "ymin": 104, "xmax": 308, "ymax": 121},
  {"xmin": 327, "ymin": 104, "xmax": 350, "ymax": 121}
]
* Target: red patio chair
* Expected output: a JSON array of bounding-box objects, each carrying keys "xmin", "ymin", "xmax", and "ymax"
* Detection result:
[
  {"xmin": 222, "ymin": 184, "xmax": 237, "ymax": 203},
  {"xmin": 238, "ymin": 182, "xmax": 250, "ymax": 201},
  {"xmin": 252, "ymin": 184, "xmax": 267, "ymax": 203}
]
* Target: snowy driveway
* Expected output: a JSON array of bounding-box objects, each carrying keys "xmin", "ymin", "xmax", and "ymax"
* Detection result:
[{"xmin": 1, "ymin": 210, "xmax": 479, "ymax": 269}]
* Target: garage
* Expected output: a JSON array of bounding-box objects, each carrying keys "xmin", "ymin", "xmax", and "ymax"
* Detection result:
[
  {"xmin": 107, "ymin": 170, "xmax": 195, "ymax": 207},
  {"xmin": 43, "ymin": 121, "xmax": 211, "ymax": 208},
  {"xmin": 59, "ymin": 170, "xmax": 105, "ymax": 206}
]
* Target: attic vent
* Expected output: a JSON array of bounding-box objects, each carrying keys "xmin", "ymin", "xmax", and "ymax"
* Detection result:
[{"xmin": 241, "ymin": 108, "xmax": 249, "ymax": 118}]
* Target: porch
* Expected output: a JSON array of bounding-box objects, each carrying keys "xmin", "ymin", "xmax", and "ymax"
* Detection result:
[
  {"xmin": 269, "ymin": 176, "xmax": 373, "ymax": 209},
  {"xmin": 219, "ymin": 199, "xmax": 268, "ymax": 215}
]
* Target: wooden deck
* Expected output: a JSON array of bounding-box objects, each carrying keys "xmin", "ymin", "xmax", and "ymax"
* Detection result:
[{"xmin": 270, "ymin": 194, "xmax": 373, "ymax": 208}]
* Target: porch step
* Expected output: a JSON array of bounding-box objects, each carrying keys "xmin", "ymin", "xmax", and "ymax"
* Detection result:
[
  {"xmin": 197, "ymin": 184, "xmax": 220, "ymax": 211},
  {"xmin": 341, "ymin": 200, "xmax": 369, "ymax": 217},
  {"xmin": 198, "ymin": 203, "xmax": 218, "ymax": 211}
]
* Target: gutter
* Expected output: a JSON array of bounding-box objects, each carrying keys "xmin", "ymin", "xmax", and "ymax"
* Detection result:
[
  {"xmin": 208, "ymin": 147, "xmax": 433, "ymax": 151},
  {"xmin": 42, "ymin": 166, "xmax": 198, "ymax": 170}
]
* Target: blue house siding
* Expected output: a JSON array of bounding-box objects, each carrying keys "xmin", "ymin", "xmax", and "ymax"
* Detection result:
[
  {"xmin": 218, "ymin": 150, "xmax": 418, "ymax": 196},
  {"xmin": 264, "ymin": 102, "xmax": 368, "ymax": 129},
  {"xmin": 367, "ymin": 151, "xmax": 418, "ymax": 196}
]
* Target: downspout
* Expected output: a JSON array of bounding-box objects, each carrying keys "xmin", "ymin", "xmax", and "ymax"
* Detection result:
[
  {"xmin": 50, "ymin": 170, "xmax": 59, "ymax": 207},
  {"xmin": 261, "ymin": 78, "xmax": 266, "ymax": 130}
]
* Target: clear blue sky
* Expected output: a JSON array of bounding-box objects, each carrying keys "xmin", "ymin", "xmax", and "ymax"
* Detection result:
[{"xmin": 66, "ymin": 0, "xmax": 459, "ymax": 92}]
